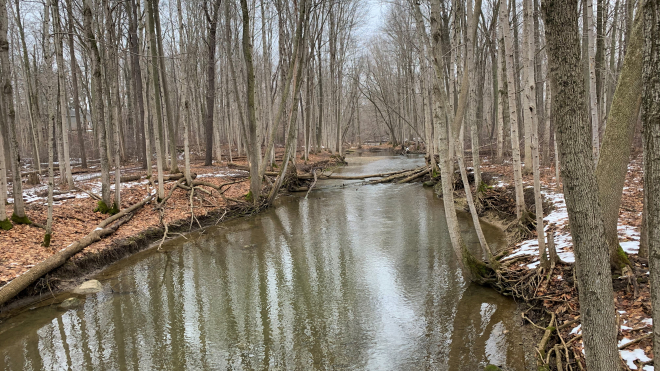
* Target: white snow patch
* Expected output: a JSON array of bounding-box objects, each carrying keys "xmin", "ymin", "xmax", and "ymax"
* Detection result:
[
  {"xmin": 621, "ymin": 241, "xmax": 641, "ymax": 254},
  {"xmin": 642, "ymin": 318, "xmax": 653, "ymax": 326},
  {"xmin": 570, "ymin": 324, "xmax": 581, "ymax": 335},
  {"xmin": 620, "ymin": 348, "xmax": 651, "ymax": 370}
]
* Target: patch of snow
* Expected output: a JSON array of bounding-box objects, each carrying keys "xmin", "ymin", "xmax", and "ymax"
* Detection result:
[
  {"xmin": 570, "ymin": 324, "xmax": 581, "ymax": 335},
  {"xmin": 526, "ymin": 261, "xmax": 540, "ymax": 269},
  {"xmin": 642, "ymin": 318, "xmax": 653, "ymax": 326},
  {"xmin": 620, "ymin": 348, "xmax": 651, "ymax": 370},
  {"xmin": 621, "ymin": 241, "xmax": 641, "ymax": 254},
  {"xmin": 621, "ymin": 325, "xmax": 633, "ymax": 330},
  {"xmin": 556, "ymin": 275, "xmax": 562, "ymax": 280}
]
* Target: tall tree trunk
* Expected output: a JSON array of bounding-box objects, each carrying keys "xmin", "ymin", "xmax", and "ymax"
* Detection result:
[
  {"xmin": 586, "ymin": 0, "xmax": 601, "ymax": 164},
  {"xmin": 153, "ymin": 1, "xmax": 178, "ymax": 173},
  {"xmin": 127, "ymin": 0, "xmax": 145, "ymax": 169},
  {"xmin": 52, "ymin": 0, "xmax": 74, "ymax": 188},
  {"xmin": 2, "ymin": 1, "xmax": 25, "ymax": 222},
  {"xmin": 0, "ymin": 0, "xmax": 8, "ymax": 229},
  {"xmin": 83, "ymin": 0, "xmax": 111, "ymax": 208},
  {"xmin": 543, "ymin": 0, "xmax": 620, "ymax": 369},
  {"xmin": 499, "ymin": 0, "xmax": 526, "ymax": 219},
  {"xmin": 66, "ymin": 0, "xmax": 86, "ymax": 170},
  {"xmin": 146, "ymin": 0, "xmax": 165, "ymax": 200},
  {"xmin": 14, "ymin": 0, "xmax": 41, "ymax": 174},
  {"xmin": 641, "ymin": 0, "xmax": 660, "ymax": 355},
  {"xmin": 596, "ymin": 7, "xmax": 643, "ymax": 270},
  {"xmin": 203, "ymin": 0, "xmax": 221, "ymax": 167},
  {"xmin": 240, "ymin": 0, "xmax": 263, "ymax": 205}
]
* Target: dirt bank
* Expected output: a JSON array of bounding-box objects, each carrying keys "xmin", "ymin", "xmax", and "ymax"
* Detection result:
[{"xmin": 0, "ymin": 151, "xmax": 342, "ymax": 315}]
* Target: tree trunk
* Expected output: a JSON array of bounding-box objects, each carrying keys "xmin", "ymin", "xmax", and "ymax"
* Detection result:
[
  {"xmin": 127, "ymin": 0, "xmax": 145, "ymax": 170},
  {"xmin": 152, "ymin": 1, "xmax": 178, "ymax": 174},
  {"xmin": 52, "ymin": 0, "xmax": 74, "ymax": 188},
  {"xmin": 83, "ymin": 0, "xmax": 111, "ymax": 208},
  {"xmin": 14, "ymin": 0, "xmax": 41, "ymax": 174},
  {"xmin": 146, "ymin": 0, "xmax": 165, "ymax": 200},
  {"xmin": 586, "ymin": 0, "xmax": 601, "ymax": 164},
  {"xmin": 596, "ymin": 7, "xmax": 643, "ymax": 270},
  {"xmin": 642, "ymin": 0, "xmax": 660, "ymax": 355},
  {"xmin": 499, "ymin": 0, "xmax": 526, "ymax": 219},
  {"xmin": 0, "ymin": 0, "xmax": 7, "ymax": 229},
  {"xmin": 239, "ymin": 0, "xmax": 262, "ymax": 204},
  {"xmin": 203, "ymin": 0, "xmax": 221, "ymax": 167},
  {"xmin": 542, "ymin": 0, "xmax": 620, "ymax": 369}
]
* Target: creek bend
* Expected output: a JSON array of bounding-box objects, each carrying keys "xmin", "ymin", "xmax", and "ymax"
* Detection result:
[{"xmin": 0, "ymin": 155, "xmax": 525, "ymax": 370}]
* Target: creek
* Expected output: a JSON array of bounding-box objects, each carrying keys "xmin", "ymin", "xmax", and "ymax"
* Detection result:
[{"xmin": 0, "ymin": 155, "xmax": 525, "ymax": 370}]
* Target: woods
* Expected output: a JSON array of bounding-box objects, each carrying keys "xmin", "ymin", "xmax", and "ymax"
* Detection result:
[{"xmin": 0, "ymin": 0, "xmax": 658, "ymax": 369}]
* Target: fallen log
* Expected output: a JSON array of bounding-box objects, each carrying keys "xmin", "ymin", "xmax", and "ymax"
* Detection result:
[
  {"xmin": 160, "ymin": 172, "xmax": 197, "ymax": 181},
  {"xmin": 297, "ymin": 167, "xmax": 418, "ymax": 180},
  {"xmin": 396, "ymin": 166, "xmax": 431, "ymax": 184},
  {"xmin": 367, "ymin": 168, "xmax": 421, "ymax": 184},
  {"xmin": 0, "ymin": 193, "xmax": 154, "ymax": 308}
]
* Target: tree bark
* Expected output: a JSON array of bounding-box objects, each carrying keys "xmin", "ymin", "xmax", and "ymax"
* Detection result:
[
  {"xmin": 83, "ymin": 0, "xmax": 111, "ymax": 207},
  {"xmin": 642, "ymin": 0, "xmax": 660, "ymax": 355},
  {"xmin": 499, "ymin": 0, "xmax": 526, "ymax": 219},
  {"xmin": 239, "ymin": 0, "xmax": 262, "ymax": 204},
  {"xmin": 596, "ymin": 7, "xmax": 643, "ymax": 270},
  {"xmin": 52, "ymin": 0, "xmax": 74, "ymax": 188},
  {"xmin": 543, "ymin": 0, "xmax": 620, "ymax": 369}
]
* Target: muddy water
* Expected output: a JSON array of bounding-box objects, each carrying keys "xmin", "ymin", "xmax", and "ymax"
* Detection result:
[{"xmin": 0, "ymin": 156, "xmax": 525, "ymax": 371}]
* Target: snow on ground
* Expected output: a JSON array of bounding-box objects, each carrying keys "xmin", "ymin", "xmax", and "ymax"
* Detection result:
[
  {"xmin": 506, "ymin": 189, "xmax": 641, "ymax": 267},
  {"xmin": 504, "ymin": 186, "xmax": 654, "ymax": 368},
  {"xmin": 197, "ymin": 170, "xmax": 248, "ymax": 178}
]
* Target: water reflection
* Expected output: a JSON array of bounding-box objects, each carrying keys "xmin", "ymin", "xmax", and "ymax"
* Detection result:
[{"xmin": 0, "ymin": 157, "xmax": 524, "ymax": 371}]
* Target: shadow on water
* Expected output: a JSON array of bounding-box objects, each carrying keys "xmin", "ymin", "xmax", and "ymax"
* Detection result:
[{"xmin": 0, "ymin": 156, "xmax": 524, "ymax": 371}]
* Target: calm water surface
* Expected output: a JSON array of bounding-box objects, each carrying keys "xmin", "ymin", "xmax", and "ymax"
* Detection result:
[{"xmin": 0, "ymin": 156, "xmax": 525, "ymax": 370}]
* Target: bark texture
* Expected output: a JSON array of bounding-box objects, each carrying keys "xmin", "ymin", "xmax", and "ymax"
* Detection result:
[
  {"xmin": 542, "ymin": 0, "xmax": 620, "ymax": 369},
  {"xmin": 642, "ymin": 0, "xmax": 660, "ymax": 357},
  {"xmin": 596, "ymin": 6, "xmax": 643, "ymax": 269}
]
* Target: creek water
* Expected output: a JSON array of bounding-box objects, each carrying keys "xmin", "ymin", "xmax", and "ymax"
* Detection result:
[{"xmin": 0, "ymin": 155, "xmax": 525, "ymax": 370}]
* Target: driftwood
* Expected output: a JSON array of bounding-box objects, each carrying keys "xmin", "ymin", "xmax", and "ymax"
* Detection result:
[
  {"xmin": 396, "ymin": 166, "xmax": 431, "ymax": 184},
  {"xmin": 297, "ymin": 168, "xmax": 415, "ymax": 180},
  {"xmin": 367, "ymin": 169, "xmax": 419, "ymax": 184},
  {"xmin": 0, "ymin": 193, "xmax": 154, "ymax": 308}
]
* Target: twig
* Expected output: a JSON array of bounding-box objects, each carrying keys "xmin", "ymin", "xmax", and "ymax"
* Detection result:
[{"xmin": 619, "ymin": 333, "xmax": 652, "ymax": 350}]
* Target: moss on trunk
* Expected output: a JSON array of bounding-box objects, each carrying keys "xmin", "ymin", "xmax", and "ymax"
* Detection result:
[
  {"xmin": 0, "ymin": 219, "xmax": 12, "ymax": 231},
  {"xmin": 11, "ymin": 213, "xmax": 31, "ymax": 225}
]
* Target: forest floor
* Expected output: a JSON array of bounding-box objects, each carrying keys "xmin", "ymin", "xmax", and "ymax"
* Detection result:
[
  {"xmin": 0, "ymin": 150, "xmax": 342, "ymax": 310},
  {"xmin": 477, "ymin": 153, "xmax": 651, "ymax": 370}
]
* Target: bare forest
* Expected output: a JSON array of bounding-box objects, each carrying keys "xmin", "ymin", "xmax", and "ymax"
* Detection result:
[{"xmin": 0, "ymin": 0, "xmax": 659, "ymax": 370}]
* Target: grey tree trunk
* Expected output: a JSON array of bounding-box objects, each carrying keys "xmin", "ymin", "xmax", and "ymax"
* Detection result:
[
  {"xmin": 52, "ymin": 0, "xmax": 74, "ymax": 189},
  {"xmin": 146, "ymin": 0, "xmax": 165, "ymax": 200},
  {"xmin": 84, "ymin": 0, "xmax": 111, "ymax": 208},
  {"xmin": 239, "ymin": 0, "xmax": 262, "ymax": 204},
  {"xmin": 0, "ymin": 0, "xmax": 7, "ymax": 229},
  {"xmin": 66, "ymin": 0, "xmax": 86, "ymax": 170},
  {"xmin": 542, "ymin": 0, "xmax": 620, "ymax": 369},
  {"xmin": 499, "ymin": 0, "xmax": 526, "ymax": 219},
  {"xmin": 641, "ymin": 0, "xmax": 660, "ymax": 356},
  {"xmin": 596, "ymin": 7, "xmax": 643, "ymax": 270}
]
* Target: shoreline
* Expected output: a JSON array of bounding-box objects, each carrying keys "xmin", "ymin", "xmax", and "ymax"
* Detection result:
[{"xmin": 0, "ymin": 152, "xmax": 342, "ymax": 316}]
